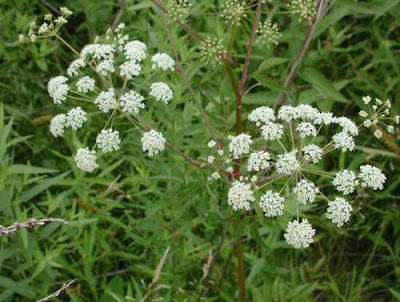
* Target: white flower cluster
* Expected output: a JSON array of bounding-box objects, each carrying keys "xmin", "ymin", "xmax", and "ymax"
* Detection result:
[
  {"xmin": 228, "ymin": 181, "xmax": 255, "ymax": 211},
  {"xmin": 359, "ymin": 95, "xmax": 399, "ymax": 138},
  {"xmin": 205, "ymin": 104, "xmax": 387, "ymax": 249},
  {"xmin": 43, "ymin": 18, "xmax": 175, "ymax": 173},
  {"xmin": 284, "ymin": 219, "xmax": 316, "ymax": 249},
  {"xmin": 21, "ymin": 7, "xmax": 73, "ymax": 43},
  {"xmin": 326, "ymin": 197, "xmax": 352, "ymax": 227},
  {"xmin": 222, "ymin": 0, "xmax": 247, "ymax": 26},
  {"xmin": 247, "ymin": 151, "xmax": 271, "ymax": 172},
  {"xmin": 228, "ymin": 134, "xmax": 253, "ymax": 159},
  {"xmin": 259, "ymin": 191, "xmax": 285, "ymax": 217},
  {"xmin": 141, "ymin": 130, "xmax": 166, "ymax": 156}
]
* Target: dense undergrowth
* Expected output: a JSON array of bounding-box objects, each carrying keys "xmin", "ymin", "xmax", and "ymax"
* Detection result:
[{"xmin": 1, "ymin": 0, "xmax": 400, "ymax": 301}]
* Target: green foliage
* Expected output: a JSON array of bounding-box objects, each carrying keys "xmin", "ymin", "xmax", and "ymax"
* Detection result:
[{"xmin": 0, "ymin": 0, "xmax": 400, "ymax": 301}]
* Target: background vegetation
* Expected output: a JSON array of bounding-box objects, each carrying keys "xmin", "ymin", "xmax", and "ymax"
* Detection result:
[{"xmin": 1, "ymin": 0, "xmax": 400, "ymax": 301}]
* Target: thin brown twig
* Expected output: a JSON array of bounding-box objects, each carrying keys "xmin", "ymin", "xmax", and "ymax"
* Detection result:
[
  {"xmin": 37, "ymin": 279, "xmax": 76, "ymax": 302},
  {"xmin": 274, "ymin": 0, "xmax": 329, "ymax": 109},
  {"xmin": 0, "ymin": 218, "xmax": 68, "ymax": 236}
]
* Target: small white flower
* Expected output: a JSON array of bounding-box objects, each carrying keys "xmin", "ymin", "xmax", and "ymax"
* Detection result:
[
  {"xmin": 152, "ymin": 53, "xmax": 175, "ymax": 71},
  {"xmin": 96, "ymin": 129, "xmax": 121, "ymax": 153},
  {"xmin": 47, "ymin": 76, "xmax": 69, "ymax": 104},
  {"xmin": 326, "ymin": 197, "xmax": 352, "ymax": 227},
  {"xmin": 313, "ymin": 112, "xmax": 334, "ymax": 125},
  {"xmin": 149, "ymin": 82, "xmax": 173, "ymax": 104},
  {"xmin": 335, "ymin": 117, "xmax": 358, "ymax": 136},
  {"xmin": 124, "ymin": 40, "xmax": 147, "ymax": 62},
  {"xmin": 261, "ymin": 122, "xmax": 284, "ymax": 141},
  {"xmin": 227, "ymin": 181, "xmax": 254, "ymax": 211},
  {"xmin": 76, "ymin": 76, "xmax": 96, "ymax": 93},
  {"xmin": 207, "ymin": 155, "xmax": 215, "ymax": 164},
  {"xmin": 302, "ymin": 144, "xmax": 322, "ymax": 163},
  {"xmin": 247, "ymin": 151, "xmax": 270, "ymax": 172},
  {"xmin": 95, "ymin": 88, "xmax": 117, "ymax": 113},
  {"xmin": 141, "ymin": 130, "xmax": 166, "ymax": 156},
  {"xmin": 332, "ymin": 170, "xmax": 358, "ymax": 195},
  {"xmin": 296, "ymin": 122, "xmax": 317, "ymax": 138},
  {"xmin": 218, "ymin": 149, "xmax": 224, "ymax": 156},
  {"xmin": 75, "ymin": 147, "xmax": 99, "ymax": 173},
  {"xmin": 80, "ymin": 43, "xmax": 115, "ymax": 60},
  {"xmin": 374, "ymin": 130, "xmax": 382, "ymax": 139},
  {"xmin": 276, "ymin": 150, "xmax": 299, "ymax": 175},
  {"xmin": 333, "ymin": 131, "xmax": 355, "ymax": 152},
  {"xmin": 295, "ymin": 105, "xmax": 320, "ymax": 121},
  {"xmin": 293, "ymin": 179, "xmax": 319, "ymax": 204},
  {"xmin": 359, "ymin": 110, "xmax": 368, "ymax": 118},
  {"xmin": 119, "ymin": 90, "xmax": 145, "ymax": 114},
  {"xmin": 284, "ymin": 219, "xmax": 316, "ymax": 249},
  {"xmin": 259, "ymin": 191, "xmax": 285, "ymax": 217},
  {"xmin": 208, "ymin": 140, "xmax": 217, "ymax": 148},
  {"xmin": 208, "ymin": 172, "xmax": 221, "ymax": 181},
  {"xmin": 278, "ymin": 105, "xmax": 296, "ymax": 122},
  {"xmin": 96, "ymin": 59, "xmax": 115, "ymax": 76},
  {"xmin": 363, "ymin": 119, "xmax": 372, "ymax": 128},
  {"xmin": 38, "ymin": 22, "xmax": 49, "ymax": 34},
  {"xmin": 66, "ymin": 107, "xmax": 87, "ymax": 130},
  {"xmin": 120, "ymin": 60, "xmax": 142, "ymax": 79},
  {"xmin": 248, "ymin": 106, "xmax": 275, "ymax": 126},
  {"xmin": 358, "ymin": 165, "xmax": 386, "ymax": 190},
  {"xmin": 228, "ymin": 134, "xmax": 252, "ymax": 159},
  {"xmin": 67, "ymin": 58, "xmax": 86, "ymax": 77},
  {"xmin": 363, "ymin": 95, "xmax": 371, "ymax": 104},
  {"xmin": 50, "ymin": 114, "xmax": 67, "ymax": 137}
]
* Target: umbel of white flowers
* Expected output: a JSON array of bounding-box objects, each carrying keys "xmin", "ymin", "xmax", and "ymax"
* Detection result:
[
  {"xmin": 45, "ymin": 19, "xmax": 175, "ymax": 173},
  {"xmin": 205, "ymin": 102, "xmax": 395, "ymax": 249}
]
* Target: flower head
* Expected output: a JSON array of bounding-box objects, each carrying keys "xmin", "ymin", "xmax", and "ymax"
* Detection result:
[
  {"xmin": 152, "ymin": 53, "xmax": 175, "ymax": 71},
  {"xmin": 50, "ymin": 114, "xmax": 67, "ymax": 137},
  {"xmin": 326, "ymin": 197, "xmax": 352, "ymax": 227},
  {"xmin": 276, "ymin": 150, "xmax": 299, "ymax": 175},
  {"xmin": 141, "ymin": 130, "xmax": 166, "ymax": 156},
  {"xmin": 120, "ymin": 60, "xmax": 142, "ymax": 79},
  {"xmin": 95, "ymin": 88, "xmax": 117, "ymax": 113},
  {"xmin": 75, "ymin": 147, "xmax": 98, "ymax": 173},
  {"xmin": 48, "ymin": 76, "xmax": 69, "ymax": 104},
  {"xmin": 228, "ymin": 181, "xmax": 254, "ymax": 211},
  {"xmin": 247, "ymin": 151, "xmax": 271, "ymax": 172},
  {"xmin": 66, "ymin": 107, "xmax": 87, "ymax": 130},
  {"xmin": 124, "ymin": 40, "xmax": 147, "ymax": 62},
  {"xmin": 284, "ymin": 219, "xmax": 316, "ymax": 249},
  {"xmin": 332, "ymin": 170, "xmax": 358, "ymax": 195},
  {"xmin": 228, "ymin": 134, "xmax": 252, "ymax": 159},
  {"xmin": 261, "ymin": 122, "xmax": 284, "ymax": 141},
  {"xmin": 302, "ymin": 144, "xmax": 322, "ymax": 163},
  {"xmin": 96, "ymin": 129, "xmax": 121, "ymax": 153},
  {"xmin": 120, "ymin": 90, "xmax": 145, "ymax": 114},
  {"xmin": 358, "ymin": 165, "xmax": 386, "ymax": 190},
  {"xmin": 333, "ymin": 131, "xmax": 355, "ymax": 152},
  {"xmin": 293, "ymin": 179, "xmax": 319, "ymax": 204},
  {"xmin": 259, "ymin": 191, "xmax": 285, "ymax": 217},
  {"xmin": 67, "ymin": 58, "xmax": 86, "ymax": 76},
  {"xmin": 248, "ymin": 106, "xmax": 276, "ymax": 126},
  {"xmin": 150, "ymin": 82, "xmax": 173, "ymax": 104},
  {"xmin": 76, "ymin": 76, "xmax": 95, "ymax": 93}
]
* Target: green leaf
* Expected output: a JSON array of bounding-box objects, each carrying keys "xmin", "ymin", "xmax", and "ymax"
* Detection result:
[
  {"xmin": 255, "ymin": 57, "xmax": 289, "ymax": 73},
  {"xmin": 7, "ymin": 164, "xmax": 58, "ymax": 174},
  {"xmin": 252, "ymin": 74, "xmax": 285, "ymax": 92},
  {"xmin": 301, "ymin": 68, "xmax": 349, "ymax": 103},
  {"xmin": 19, "ymin": 171, "xmax": 70, "ymax": 203}
]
